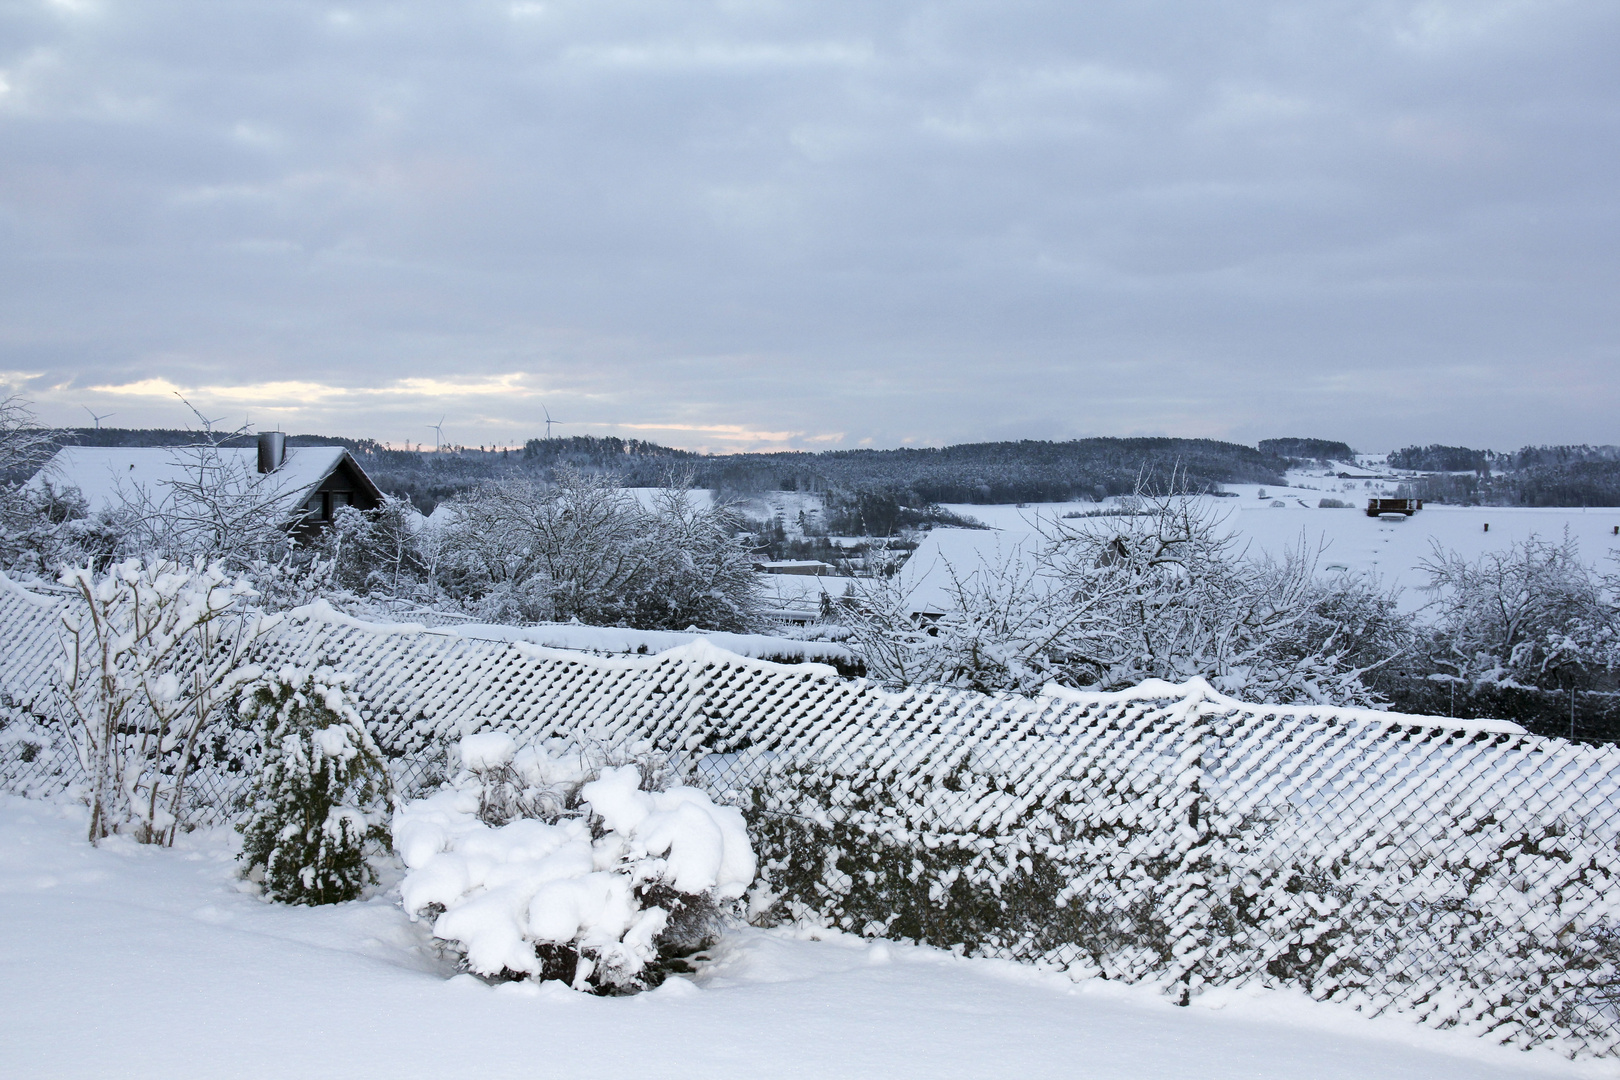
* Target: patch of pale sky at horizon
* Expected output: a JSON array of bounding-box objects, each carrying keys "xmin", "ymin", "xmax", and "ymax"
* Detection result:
[{"xmin": 1, "ymin": 0, "xmax": 1617, "ymax": 454}]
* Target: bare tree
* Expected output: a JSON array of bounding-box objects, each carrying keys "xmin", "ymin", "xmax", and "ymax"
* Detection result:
[
  {"xmin": 1419, "ymin": 531, "xmax": 1615, "ymax": 691},
  {"xmin": 433, "ymin": 468, "xmax": 761, "ymax": 630},
  {"xmin": 0, "ymin": 395, "xmax": 57, "ymax": 480},
  {"xmin": 841, "ymin": 485, "xmax": 1405, "ymax": 706},
  {"xmin": 838, "ymin": 534, "xmax": 1132, "ymax": 693},
  {"xmin": 311, "ymin": 496, "xmax": 428, "ymax": 596},
  {"xmin": 633, "ymin": 481, "xmax": 763, "ymax": 632},
  {"xmin": 435, "ymin": 469, "xmax": 647, "ymax": 623},
  {"xmin": 53, "ymin": 558, "xmax": 278, "ymax": 845},
  {"xmin": 111, "ymin": 443, "xmax": 302, "ymax": 566},
  {"xmin": 0, "ymin": 396, "xmax": 62, "ymax": 563}
]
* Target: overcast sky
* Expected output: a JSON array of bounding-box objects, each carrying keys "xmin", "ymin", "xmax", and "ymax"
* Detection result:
[{"xmin": 1, "ymin": 1, "xmax": 1616, "ymax": 454}]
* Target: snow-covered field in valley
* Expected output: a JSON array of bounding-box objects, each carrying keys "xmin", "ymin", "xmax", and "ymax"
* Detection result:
[
  {"xmin": 0, "ymin": 796, "xmax": 1606, "ymax": 1080},
  {"xmin": 940, "ymin": 498, "xmax": 1620, "ymax": 612}
]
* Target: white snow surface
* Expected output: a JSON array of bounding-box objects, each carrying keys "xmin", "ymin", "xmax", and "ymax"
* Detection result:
[
  {"xmin": 931, "ymin": 499, "xmax": 1620, "ymax": 613},
  {"xmin": 444, "ymin": 619, "xmax": 854, "ymax": 664},
  {"xmin": 275, "ymin": 602, "xmax": 855, "ymax": 663},
  {"xmin": 0, "ymin": 794, "xmax": 1607, "ymax": 1080},
  {"xmin": 456, "ymin": 731, "xmax": 519, "ymax": 771}
]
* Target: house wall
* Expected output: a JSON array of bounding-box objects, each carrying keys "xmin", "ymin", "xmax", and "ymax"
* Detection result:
[{"xmin": 295, "ymin": 459, "xmax": 382, "ymax": 531}]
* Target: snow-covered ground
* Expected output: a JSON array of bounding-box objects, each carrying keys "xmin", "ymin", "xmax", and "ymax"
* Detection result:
[
  {"xmin": 940, "ymin": 499, "xmax": 1620, "ymax": 611},
  {"xmin": 0, "ymin": 795, "xmax": 1605, "ymax": 1080}
]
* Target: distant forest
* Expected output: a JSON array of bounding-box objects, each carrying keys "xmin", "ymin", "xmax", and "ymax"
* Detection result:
[
  {"xmin": 1256, "ymin": 437, "xmax": 1355, "ymax": 461},
  {"xmin": 26, "ymin": 429, "xmax": 1291, "ymax": 515},
  {"xmin": 19, "ymin": 427, "xmax": 1620, "ymax": 512},
  {"xmin": 1390, "ymin": 443, "xmax": 1620, "ymax": 507}
]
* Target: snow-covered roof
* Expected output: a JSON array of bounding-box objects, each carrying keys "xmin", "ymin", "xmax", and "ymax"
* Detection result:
[
  {"xmin": 757, "ymin": 572, "xmax": 845, "ymax": 609},
  {"xmin": 890, "ymin": 527, "xmax": 1049, "ymax": 615},
  {"xmin": 27, "ymin": 445, "xmax": 351, "ymax": 519}
]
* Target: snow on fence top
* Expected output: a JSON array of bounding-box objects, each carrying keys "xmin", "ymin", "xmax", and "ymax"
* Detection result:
[
  {"xmin": 2, "ymin": 574, "xmax": 1619, "ymax": 1056},
  {"xmin": 436, "ymin": 617, "xmax": 856, "ymax": 669}
]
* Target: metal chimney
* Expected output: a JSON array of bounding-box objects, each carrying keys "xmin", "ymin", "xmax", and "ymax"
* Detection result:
[{"xmin": 257, "ymin": 431, "xmax": 286, "ymax": 474}]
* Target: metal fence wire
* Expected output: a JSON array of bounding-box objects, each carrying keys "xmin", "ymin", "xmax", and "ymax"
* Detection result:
[{"xmin": 1, "ymin": 586, "xmax": 1618, "ymax": 1058}]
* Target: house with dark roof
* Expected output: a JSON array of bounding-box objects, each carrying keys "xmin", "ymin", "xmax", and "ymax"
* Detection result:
[{"xmin": 27, "ymin": 432, "xmax": 385, "ymax": 536}]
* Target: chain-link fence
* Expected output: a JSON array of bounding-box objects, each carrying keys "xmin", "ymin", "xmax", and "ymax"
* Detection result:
[
  {"xmin": 697, "ymin": 696, "xmax": 1620, "ymax": 1058},
  {"xmin": 0, "ymin": 714, "xmax": 453, "ymax": 829},
  {"xmin": 3, "ymin": 583, "xmax": 1618, "ymax": 1058}
]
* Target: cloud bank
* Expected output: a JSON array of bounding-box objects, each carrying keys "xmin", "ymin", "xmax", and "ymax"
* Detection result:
[{"xmin": 1, "ymin": 0, "xmax": 1616, "ymax": 452}]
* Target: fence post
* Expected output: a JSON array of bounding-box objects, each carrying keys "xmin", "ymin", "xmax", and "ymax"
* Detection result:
[{"xmin": 1165, "ymin": 686, "xmax": 1216, "ymax": 1005}]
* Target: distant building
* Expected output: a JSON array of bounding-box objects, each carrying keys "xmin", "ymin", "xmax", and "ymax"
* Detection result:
[
  {"xmin": 27, "ymin": 432, "xmax": 384, "ymax": 536},
  {"xmin": 1365, "ymin": 497, "xmax": 1422, "ymax": 518},
  {"xmin": 753, "ymin": 559, "xmax": 838, "ymax": 577}
]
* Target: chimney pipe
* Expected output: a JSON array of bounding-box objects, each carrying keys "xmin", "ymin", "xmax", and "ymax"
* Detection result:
[{"xmin": 257, "ymin": 431, "xmax": 286, "ymax": 474}]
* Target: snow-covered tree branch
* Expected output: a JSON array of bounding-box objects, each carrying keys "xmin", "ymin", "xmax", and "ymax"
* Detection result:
[
  {"xmin": 433, "ymin": 468, "xmax": 762, "ymax": 631},
  {"xmin": 1417, "ymin": 531, "xmax": 1617, "ymax": 691},
  {"xmin": 111, "ymin": 443, "xmax": 303, "ymax": 566},
  {"xmin": 840, "ymin": 488, "xmax": 1406, "ymax": 706}
]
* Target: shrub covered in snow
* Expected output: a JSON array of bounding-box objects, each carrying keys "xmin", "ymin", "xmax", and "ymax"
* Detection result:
[
  {"xmin": 837, "ymin": 488, "xmax": 1409, "ymax": 707},
  {"xmin": 238, "ymin": 666, "xmax": 392, "ymax": 905},
  {"xmin": 53, "ymin": 557, "xmax": 275, "ymax": 845},
  {"xmin": 394, "ymin": 734, "xmax": 755, "ymax": 993}
]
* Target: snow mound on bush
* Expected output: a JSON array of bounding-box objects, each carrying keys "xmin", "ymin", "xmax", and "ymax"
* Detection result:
[
  {"xmin": 393, "ymin": 737, "xmax": 755, "ymax": 991},
  {"xmin": 456, "ymin": 731, "xmax": 517, "ymax": 771},
  {"xmin": 582, "ymin": 764, "xmax": 754, "ymax": 899}
]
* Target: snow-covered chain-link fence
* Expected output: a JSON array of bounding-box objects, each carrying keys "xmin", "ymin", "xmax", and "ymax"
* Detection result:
[{"xmin": 1, "ymin": 576, "xmax": 1617, "ymax": 1056}]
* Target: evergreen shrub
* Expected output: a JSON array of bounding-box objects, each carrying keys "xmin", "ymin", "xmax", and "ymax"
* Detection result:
[{"xmin": 238, "ymin": 666, "xmax": 391, "ymax": 904}]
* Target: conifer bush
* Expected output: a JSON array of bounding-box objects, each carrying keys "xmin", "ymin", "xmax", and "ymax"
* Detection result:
[{"xmin": 238, "ymin": 666, "xmax": 391, "ymax": 905}]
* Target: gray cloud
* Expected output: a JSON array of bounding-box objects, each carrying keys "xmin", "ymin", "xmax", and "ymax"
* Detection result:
[{"xmin": 1, "ymin": 0, "xmax": 1616, "ymax": 452}]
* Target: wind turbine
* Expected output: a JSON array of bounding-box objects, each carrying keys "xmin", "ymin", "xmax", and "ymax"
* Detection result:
[
  {"xmin": 82, "ymin": 406, "xmax": 116, "ymax": 431},
  {"xmin": 428, "ymin": 415, "xmax": 446, "ymax": 452},
  {"xmin": 542, "ymin": 404, "xmax": 569, "ymax": 440},
  {"xmin": 174, "ymin": 393, "xmax": 228, "ymax": 440}
]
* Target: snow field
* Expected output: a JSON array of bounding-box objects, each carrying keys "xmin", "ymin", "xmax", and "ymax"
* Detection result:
[
  {"xmin": 0, "ymin": 794, "xmax": 1604, "ymax": 1080},
  {"xmin": 937, "ymin": 499, "xmax": 1620, "ymax": 611}
]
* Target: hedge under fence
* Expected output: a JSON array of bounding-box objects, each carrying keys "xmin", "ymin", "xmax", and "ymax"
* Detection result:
[{"xmin": 721, "ymin": 698, "xmax": 1620, "ymax": 1055}]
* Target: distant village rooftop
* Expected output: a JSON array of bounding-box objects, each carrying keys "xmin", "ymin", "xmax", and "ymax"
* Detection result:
[{"xmin": 753, "ymin": 558, "xmax": 838, "ymax": 576}]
